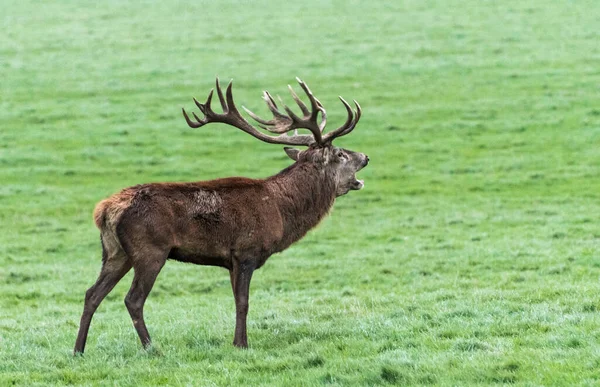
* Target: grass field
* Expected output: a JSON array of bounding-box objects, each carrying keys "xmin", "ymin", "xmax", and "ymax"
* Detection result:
[{"xmin": 2, "ymin": 0, "xmax": 600, "ymax": 385}]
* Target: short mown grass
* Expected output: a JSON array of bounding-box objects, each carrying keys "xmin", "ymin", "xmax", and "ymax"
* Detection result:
[{"xmin": 1, "ymin": 0, "xmax": 600, "ymax": 385}]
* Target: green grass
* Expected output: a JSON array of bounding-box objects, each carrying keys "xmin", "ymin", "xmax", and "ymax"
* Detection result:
[{"xmin": 2, "ymin": 0, "xmax": 600, "ymax": 385}]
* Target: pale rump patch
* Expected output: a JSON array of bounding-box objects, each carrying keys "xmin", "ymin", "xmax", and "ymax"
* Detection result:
[{"xmin": 93, "ymin": 189, "xmax": 136, "ymax": 229}]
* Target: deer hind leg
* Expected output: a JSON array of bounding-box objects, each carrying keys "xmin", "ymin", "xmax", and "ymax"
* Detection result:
[
  {"xmin": 74, "ymin": 235, "xmax": 132, "ymax": 355},
  {"xmin": 124, "ymin": 251, "xmax": 167, "ymax": 349},
  {"xmin": 230, "ymin": 259, "xmax": 256, "ymax": 348}
]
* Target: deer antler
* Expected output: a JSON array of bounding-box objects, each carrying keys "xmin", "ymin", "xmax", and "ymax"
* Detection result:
[
  {"xmin": 182, "ymin": 77, "xmax": 361, "ymax": 147},
  {"xmin": 321, "ymin": 97, "xmax": 362, "ymax": 143},
  {"xmin": 242, "ymin": 77, "xmax": 326, "ymax": 144},
  {"xmin": 182, "ymin": 78, "xmax": 317, "ymax": 146}
]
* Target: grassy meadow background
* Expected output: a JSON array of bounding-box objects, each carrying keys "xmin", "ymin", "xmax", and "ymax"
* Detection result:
[{"xmin": 2, "ymin": 0, "xmax": 600, "ymax": 385}]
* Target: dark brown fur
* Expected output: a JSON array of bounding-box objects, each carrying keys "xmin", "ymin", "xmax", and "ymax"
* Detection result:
[
  {"xmin": 74, "ymin": 78, "xmax": 368, "ymax": 354},
  {"xmin": 74, "ymin": 155, "xmax": 360, "ymax": 353}
]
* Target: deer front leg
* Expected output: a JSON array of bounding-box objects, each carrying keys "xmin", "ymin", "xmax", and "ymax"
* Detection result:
[{"xmin": 230, "ymin": 259, "xmax": 255, "ymax": 348}]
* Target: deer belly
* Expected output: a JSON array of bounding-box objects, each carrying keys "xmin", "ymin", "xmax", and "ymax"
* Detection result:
[{"xmin": 167, "ymin": 247, "xmax": 231, "ymax": 268}]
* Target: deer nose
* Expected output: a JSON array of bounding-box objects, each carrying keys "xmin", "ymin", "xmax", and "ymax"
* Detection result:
[{"xmin": 363, "ymin": 154, "xmax": 369, "ymax": 166}]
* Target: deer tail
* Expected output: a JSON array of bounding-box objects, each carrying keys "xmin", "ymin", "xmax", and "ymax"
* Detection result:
[{"xmin": 93, "ymin": 199, "xmax": 110, "ymax": 229}]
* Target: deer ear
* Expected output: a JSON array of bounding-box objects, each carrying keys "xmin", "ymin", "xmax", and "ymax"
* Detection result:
[{"xmin": 284, "ymin": 147, "xmax": 300, "ymax": 161}]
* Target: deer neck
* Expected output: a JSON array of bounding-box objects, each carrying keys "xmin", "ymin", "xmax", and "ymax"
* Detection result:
[{"xmin": 267, "ymin": 162, "xmax": 337, "ymax": 242}]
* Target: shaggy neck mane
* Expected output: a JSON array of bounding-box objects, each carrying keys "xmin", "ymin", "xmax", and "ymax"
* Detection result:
[{"xmin": 266, "ymin": 161, "xmax": 336, "ymax": 248}]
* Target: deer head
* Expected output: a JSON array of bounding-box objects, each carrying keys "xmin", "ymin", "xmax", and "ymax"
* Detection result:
[{"xmin": 182, "ymin": 78, "xmax": 369, "ymax": 196}]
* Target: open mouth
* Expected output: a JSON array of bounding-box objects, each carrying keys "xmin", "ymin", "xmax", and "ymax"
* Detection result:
[
  {"xmin": 351, "ymin": 174, "xmax": 364, "ymax": 190},
  {"xmin": 351, "ymin": 159, "xmax": 368, "ymax": 190},
  {"xmin": 351, "ymin": 157, "xmax": 368, "ymax": 190}
]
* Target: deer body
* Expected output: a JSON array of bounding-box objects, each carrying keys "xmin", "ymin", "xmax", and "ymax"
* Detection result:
[
  {"xmin": 97, "ymin": 163, "xmax": 336, "ymax": 271},
  {"xmin": 74, "ymin": 78, "xmax": 368, "ymax": 354}
]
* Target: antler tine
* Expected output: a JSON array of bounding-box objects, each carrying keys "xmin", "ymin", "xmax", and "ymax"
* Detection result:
[
  {"xmin": 340, "ymin": 100, "xmax": 362, "ymax": 136},
  {"xmin": 191, "ymin": 110, "xmax": 204, "ymax": 123},
  {"xmin": 264, "ymin": 91, "xmax": 278, "ymax": 110},
  {"xmin": 265, "ymin": 92, "xmax": 290, "ymax": 121},
  {"xmin": 296, "ymin": 78, "xmax": 326, "ymax": 118},
  {"xmin": 335, "ymin": 96, "xmax": 354, "ymax": 132},
  {"xmin": 243, "ymin": 78, "xmax": 325, "ymax": 143},
  {"xmin": 296, "ymin": 77, "xmax": 327, "ymax": 134},
  {"xmin": 182, "ymin": 107, "xmax": 202, "ymax": 128},
  {"xmin": 182, "ymin": 77, "xmax": 317, "ymax": 146},
  {"xmin": 224, "ymin": 80, "xmax": 238, "ymax": 114},
  {"xmin": 280, "ymin": 95, "xmax": 303, "ymax": 124},
  {"xmin": 215, "ymin": 77, "xmax": 227, "ymax": 112},
  {"xmin": 182, "ymin": 87, "xmax": 217, "ymax": 128},
  {"xmin": 339, "ymin": 100, "xmax": 362, "ymax": 136},
  {"xmin": 318, "ymin": 107, "xmax": 327, "ymax": 132},
  {"xmin": 242, "ymin": 91, "xmax": 291, "ymax": 131},
  {"xmin": 243, "ymin": 103, "xmax": 271, "ymax": 126},
  {"xmin": 296, "ymin": 78, "xmax": 318, "ymax": 114},
  {"xmin": 288, "ymin": 84, "xmax": 310, "ymax": 116},
  {"xmin": 194, "ymin": 89, "xmax": 212, "ymax": 114},
  {"xmin": 321, "ymin": 98, "xmax": 362, "ymax": 142},
  {"xmin": 312, "ymin": 96, "xmax": 327, "ymax": 132}
]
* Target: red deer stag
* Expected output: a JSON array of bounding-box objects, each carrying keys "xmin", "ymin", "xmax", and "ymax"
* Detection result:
[{"xmin": 74, "ymin": 78, "xmax": 369, "ymax": 354}]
